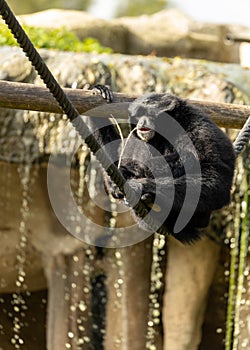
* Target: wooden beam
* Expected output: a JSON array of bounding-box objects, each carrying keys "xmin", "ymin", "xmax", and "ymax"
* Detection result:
[
  {"xmin": 0, "ymin": 80, "xmax": 134, "ymax": 116},
  {"xmin": 0, "ymin": 80, "xmax": 249, "ymax": 129}
]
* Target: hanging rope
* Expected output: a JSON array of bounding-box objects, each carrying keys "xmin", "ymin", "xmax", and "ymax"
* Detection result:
[
  {"xmin": 0, "ymin": 0, "xmax": 163, "ymax": 234},
  {"xmin": 233, "ymin": 116, "xmax": 250, "ymax": 156},
  {"xmin": 1, "ymin": 0, "xmax": 250, "ymax": 236}
]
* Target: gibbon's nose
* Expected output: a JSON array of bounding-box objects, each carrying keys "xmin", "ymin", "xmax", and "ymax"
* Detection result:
[{"xmin": 137, "ymin": 116, "xmax": 154, "ymax": 130}]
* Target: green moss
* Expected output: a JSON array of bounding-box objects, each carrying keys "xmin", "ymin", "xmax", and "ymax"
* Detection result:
[{"xmin": 0, "ymin": 24, "xmax": 113, "ymax": 53}]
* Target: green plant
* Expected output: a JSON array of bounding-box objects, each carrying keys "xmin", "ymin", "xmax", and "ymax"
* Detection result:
[{"xmin": 0, "ymin": 24, "xmax": 113, "ymax": 53}]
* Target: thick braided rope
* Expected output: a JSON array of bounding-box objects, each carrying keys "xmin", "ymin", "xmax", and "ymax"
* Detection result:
[
  {"xmin": 0, "ymin": 0, "xmax": 163, "ymax": 235},
  {"xmin": 233, "ymin": 116, "xmax": 250, "ymax": 156}
]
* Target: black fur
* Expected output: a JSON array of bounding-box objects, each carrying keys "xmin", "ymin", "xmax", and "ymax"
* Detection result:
[{"xmin": 88, "ymin": 93, "xmax": 236, "ymax": 243}]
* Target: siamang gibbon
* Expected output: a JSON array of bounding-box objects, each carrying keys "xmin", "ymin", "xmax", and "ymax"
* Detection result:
[{"xmin": 86, "ymin": 90, "xmax": 235, "ymax": 243}]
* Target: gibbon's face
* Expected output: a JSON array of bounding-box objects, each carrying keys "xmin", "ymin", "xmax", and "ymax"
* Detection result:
[
  {"xmin": 128, "ymin": 93, "xmax": 180, "ymax": 142},
  {"xmin": 135, "ymin": 115, "xmax": 155, "ymax": 141},
  {"xmin": 129, "ymin": 107, "xmax": 172, "ymax": 143},
  {"xmin": 129, "ymin": 105, "xmax": 158, "ymax": 142}
]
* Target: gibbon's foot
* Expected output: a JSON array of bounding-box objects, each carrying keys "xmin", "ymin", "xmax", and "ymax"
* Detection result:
[{"xmin": 92, "ymin": 84, "xmax": 113, "ymax": 103}]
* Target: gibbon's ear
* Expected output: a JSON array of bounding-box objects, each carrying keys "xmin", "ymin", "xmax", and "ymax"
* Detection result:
[{"xmin": 162, "ymin": 93, "xmax": 180, "ymax": 114}]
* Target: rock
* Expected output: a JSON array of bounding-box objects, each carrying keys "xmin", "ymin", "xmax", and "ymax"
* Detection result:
[
  {"xmin": 0, "ymin": 46, "xmax": 33, "ymax": 81},
  {"xmin": 0, "ymin": 163, "xmax": 85, "ymax": 293},
  {"xmin": 18, "ymin": 8, "xmax": 250, "ymax": 63},
  {"xmin": 163, "ymin": 236, "xmax": 220, "ymax": 350},
  {"xmin": 113, "ymin": 9, "xmax": 227, "ymax": 60},
  {"xmin": 19, "ymin": 9, "xmax": 128, "ymax": 53}
]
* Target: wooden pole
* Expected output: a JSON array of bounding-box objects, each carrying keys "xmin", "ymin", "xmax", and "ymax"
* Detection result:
[{"xmin": 0, "ymin": 80, "xmax": 249, "ymax": 129}]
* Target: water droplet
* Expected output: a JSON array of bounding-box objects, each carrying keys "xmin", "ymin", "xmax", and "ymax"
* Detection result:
[
  {"xmin": 152, "ymin": 310, "xmax": 160, "ymax": 317},
  {"xmin": 64, "ymin": 293, "xmax": 70, "ymax": 301},
  {"xmin": 115, "ymin": 251, "xmax": 121, "ymax": 259},
  {"xmin": 116, "ymin": 291, "xmax": 122, "ymax": 298},
  {"xmin": 68, "ymin": 331, "xmax": 74, "ymax": 339},
  {"xmin": 148, "ymin": 345, "xmax": 156, "ymax": 350},
  {"xmin": 79, "ymin": 302, "xmax": 86, "ymax": 312},
  {"xmin": 83, "ymin": 336, "xmax": 90, "ymax": 343},
  {"xmin": 153, "ymin": 318, "xmax": 160, "ymax": 325}
]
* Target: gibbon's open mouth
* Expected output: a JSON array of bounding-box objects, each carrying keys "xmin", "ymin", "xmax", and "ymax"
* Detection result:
[
  {"xmin": 138, "ymin": 127, "xmax": 151, "ymax": 132},
  {"xmin": 137, "ymin": 127, "xmax": 155, "ymax": 141}
]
